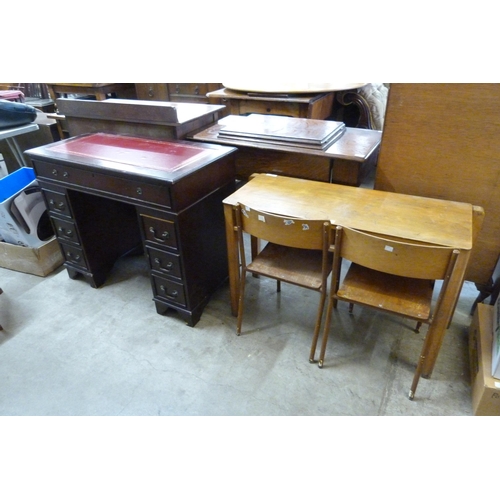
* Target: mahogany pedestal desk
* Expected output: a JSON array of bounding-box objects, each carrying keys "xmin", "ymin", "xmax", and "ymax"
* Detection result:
[
  {"xmin": 26, "ymin": 133, "xmax": 237, "ymax": 327},
  {"xmin": 223, "ymin": 174, "xmax": 478, "ymax": 378},
  {"xmin": 56, "ymin": 98, "xmax": 226, "ymax": 142},
  {"xmin": 191, "ymin": 115, "xmax": 381, "ymax": 186}
]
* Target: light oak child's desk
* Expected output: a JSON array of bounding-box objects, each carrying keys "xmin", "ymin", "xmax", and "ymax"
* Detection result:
[{"xmin": 223, "ymin": 173, "xmax": 482, "ymax": 378}]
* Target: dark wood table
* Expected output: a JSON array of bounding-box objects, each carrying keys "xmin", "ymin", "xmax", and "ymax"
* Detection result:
[
  {"xmin": 207, "ymin": 87, "xmax": 335, "ymax": 119},
  {"xmin": 46, "ymin": 83, "xmax": 135, "ymax": 101},
  {"xmin": 190, "ymin": 115, "xmax": 381, "ymax": 186},
  {"xmin": 26, "ymin": 133, "xmax": 237, "ymax": 327}
]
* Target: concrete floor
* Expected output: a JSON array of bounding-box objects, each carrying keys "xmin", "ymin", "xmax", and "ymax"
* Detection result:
[{"xmin": 0, "ymin": 243, "xmax": 479, "ymax": 416}]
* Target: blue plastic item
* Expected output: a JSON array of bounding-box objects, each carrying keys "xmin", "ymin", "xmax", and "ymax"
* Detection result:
[{"xmin": 0, "ymin": 167, "xmax": 36, "ymax": 202}]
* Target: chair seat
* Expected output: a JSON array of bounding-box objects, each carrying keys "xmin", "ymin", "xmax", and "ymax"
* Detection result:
[
  {"xmin": 247, "ymin": 242, "xmax": 331, "ymax": 290},
  {"xmin": 338, "ymin": 263, "xmax": 434, "ymax": 321}
]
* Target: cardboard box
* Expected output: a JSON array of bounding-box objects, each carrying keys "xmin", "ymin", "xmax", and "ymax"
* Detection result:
[
  {"xmin": 469, "ymin": 303, "xmax": 500, "ymax": 415},
  {"xmin": 0, "ymin": 237, "xmax": 63, "ymax": 277},
  {"xmin": 493, "ymin": 294, "xmax": 500, "ymax": 379}
]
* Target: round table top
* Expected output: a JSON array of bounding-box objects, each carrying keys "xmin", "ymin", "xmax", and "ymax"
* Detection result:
[{"xmin": 222, "ymin": 83, "xmax": 368, "ymax": 94}]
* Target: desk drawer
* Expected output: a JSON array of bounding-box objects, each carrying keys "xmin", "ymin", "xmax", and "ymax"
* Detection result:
[
  {"xmin": 34, "ymin": 160, "xmax": 172, "ymax": 209},
  {"xmin": 59, "ymin": 242, "xmax": 88, "ymax": 270},
  {"xmin": 42, "ymin": 189, "xmax": 72, "ymax": 218},
  {"xmin": 52, "ymin": 217, "xmax": 80, "ymax": 245},
  {"xmin": 146, "ymin": 246, "xmax": 182, "ymax": 280},
  {"xmin": 140, "ymin": 214, "xmax": 178, "ymax": 250},
  {"xmin": 238, "ymin": 100, "xmax": 301, "ymax": 117},
  {"xmin": 151, "ymin": 273, "xmax": 186, "ymax": 307}
]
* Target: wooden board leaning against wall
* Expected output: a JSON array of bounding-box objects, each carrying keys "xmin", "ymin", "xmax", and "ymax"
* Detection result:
[{"xmin": 374, "ymin": 83, "xmax": 500, "ymax": 300}]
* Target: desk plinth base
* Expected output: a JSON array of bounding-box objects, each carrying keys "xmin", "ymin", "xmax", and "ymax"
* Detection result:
[
  {"xmin": 66, "ymin": 266, "xmax": 106, "ymax": 289},
  {"xmin": 154, "ymin": 296, "xmax": 206, "ymax": 328}
]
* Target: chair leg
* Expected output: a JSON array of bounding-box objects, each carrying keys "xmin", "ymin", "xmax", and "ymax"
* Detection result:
[
  {"xmin": 276, "ymin": 280, "xmax": 281, "ymax": 293},
  {"xmin": 408, "ymin": 326, "xmax": 432, "ymax": 400},
  {"xmin": 309, "ymin": 290, "xmax": 327, "ymax": 363},
  {"xmin": 348, "ymin": 303, "xmax": 354, "ymax": 314},
  {"xmin": 318, "ymin": 294, "xmax": 336, "ymax": 368},
  {"xmin": 236, "ymin": 273, "xmax": 247, "ymax": 335},
  {"xmin": 408, "ymin": 354, "xmax": 424, "ymax": 401},
  {"xmin": 415, "ymin": 321, "xmax": 422, "ymax": 333}
]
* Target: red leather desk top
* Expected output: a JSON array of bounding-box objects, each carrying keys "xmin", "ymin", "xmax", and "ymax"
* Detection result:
[{"xmin": 49, "ymin": 133, "xmax": 213, "ymax": 173}]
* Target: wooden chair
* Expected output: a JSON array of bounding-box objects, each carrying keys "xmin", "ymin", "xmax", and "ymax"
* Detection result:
[
  {"xmin": 233, "ymin": 203, "xmax": 332, "ymax": 358},
  {"xmin": 310, "ymin": 225, "xmax": 461, "ymax": 400}
]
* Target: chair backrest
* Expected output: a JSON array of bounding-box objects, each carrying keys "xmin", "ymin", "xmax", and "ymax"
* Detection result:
[
  {"xmin": 336, "ymin": 226, "xmax": 459, "ymax": 280},
  {"xmin": 235, "ymin": 203, "xmax": 330, "ymax": 250}
]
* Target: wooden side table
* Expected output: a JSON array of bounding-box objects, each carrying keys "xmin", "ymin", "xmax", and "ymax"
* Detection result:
[
  {"xmin": 46, "ymin": 83, "xmax": 136, "ymax": 101},
  {"xmin": 190, "ymin": 115, "xmax": 381, "ymax": 186},
  {"xmin": 207, "ymin": 88, "xmax": 335, "ymax": 119}
]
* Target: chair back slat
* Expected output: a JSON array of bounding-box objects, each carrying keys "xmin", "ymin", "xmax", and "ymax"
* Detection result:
[
  {"xmin": 237, "ymin": 203, "xmax": 328, "ymax": 250},
  {"xmin": 340, "ymin": 227, "xmax": 458, "ymax": 280}
]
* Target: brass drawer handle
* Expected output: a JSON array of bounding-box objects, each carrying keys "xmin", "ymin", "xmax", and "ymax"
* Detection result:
[
  {"xmin": 66, "ymin": 251, "xmax": 80, "ymax": 261},
  {"xmin": 149, "ymin": 226, "xmax": 170, "ymax": 243},
  {"xmin": 49, "ymin": 199, "xmax": 66, "ymax": 211},
  {"xmin": 154, "ymin": 257, "xmax": 174, "ymax": 272},
  {"xmin": 159, "ymin": 285, "xmax": 178, "ymax": 298},
  {"xmin": 57, "ymin": 226, "xmax": 73, "ymax": 237}
]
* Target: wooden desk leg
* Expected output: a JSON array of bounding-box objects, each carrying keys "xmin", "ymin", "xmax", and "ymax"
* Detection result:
[
  {"xmin": 420, "ymin": 250, "xmax": 471, "ymax": 378},
  {"xmin": 224, "ymin": 204, "xmax": 240, "ymax": 316}
]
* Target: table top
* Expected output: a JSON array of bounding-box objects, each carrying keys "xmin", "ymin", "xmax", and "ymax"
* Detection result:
[
  {"xmin": 221, "ymin": 83, "xmax": 368, "ymax": 94},
  {"xmin": 57, "ymin": 98, "xmax": 226, "ymax": 127},
  {"xmin": 191, "ymin": 115, "xmax": 382, "ymax": 161},
  {"xmin": 0, "ymin": 122, "xmax": 39, "ymax": 140},
  {"xmin": 46, "ymin": 83, "xmax": 119, "ymax": 88},
  {"xmin": 208, "ymin": 88, "xmax": 333, "ymax": 103},
  {"xmin": 223, "ymin": 174, "xmax": 473, "ymax": 249}
]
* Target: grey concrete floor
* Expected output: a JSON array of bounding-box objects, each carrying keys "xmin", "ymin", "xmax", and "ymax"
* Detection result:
[{"xmin": 0, "ymin": 244, "xmax": 479, "ymax": 416}]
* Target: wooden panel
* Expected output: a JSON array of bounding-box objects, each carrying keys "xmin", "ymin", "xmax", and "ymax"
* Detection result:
[{"xmin": 374, "ymin": 84, "xmax": 500, "ymax": 286}]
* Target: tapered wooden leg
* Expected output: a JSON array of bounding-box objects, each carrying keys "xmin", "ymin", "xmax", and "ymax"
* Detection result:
[
  {"xmin": 224, "ymin": 204, "xmax": 240, "ymax": 316},
  {"xmin": 236, "ymin": 273, "xmax": 247, "ymax": 335},
  {"xmin": 309, "ymin": 290, "xmax": 327, "ymax": 363},
  {"xmin": 318, "ymin": 294, "xmax": 336, "ymax": 368}
]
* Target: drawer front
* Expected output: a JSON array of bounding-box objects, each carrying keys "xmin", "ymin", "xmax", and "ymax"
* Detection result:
[
  {"xmin": 152, "ymin": 274, "xmax": 186, "ymax": 307},
  {"xmin": 42, "ymin": 189, "xmax": 72, "ymax": 218},
  {"xmin": 135, "ymin": 83, "xmax": 169, "ymax": 101},
  {"xmin": 59, "ymin": 242, "xmax": 88, "ymax": 270},
  {"xmin": 140, "ymin": 215, "xmax": 178, "ymax": 250},
  {"xmin": 146, "ymin": 247, "xmax": 182, "ymax": 280},
  {"xmin": 238, "ymin": 99, "xmax": 301, "ymax": 117},
  {"xmin": 52, "ymin": 217, "xmax": 80, "ymax": 245},
  {"xmin": 168, "ymin": 83, "xmax": 207, "ymax": 96},
  {"xmin": 34, "ymin": 160, "xmax": 172, "ymax": 209}
]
